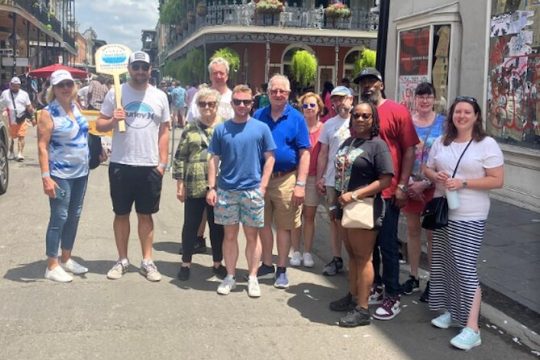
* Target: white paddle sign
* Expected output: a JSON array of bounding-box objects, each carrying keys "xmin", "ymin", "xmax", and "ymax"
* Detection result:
[{"xmin": 95, "ymin": 44, "xmax": 132, "ymax": 132}]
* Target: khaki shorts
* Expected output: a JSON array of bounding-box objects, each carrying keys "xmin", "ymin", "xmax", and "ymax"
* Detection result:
[
  {"xmin": 304, "ymin": 175, "xmax": 322, "ymax": 207},
  {"xmin": 264, "ymin": 172, "xmax": 302, "ymax": 230},
  {"xmin": 9, "ymin": 122, "xmax": 28, "ymax": 138}
]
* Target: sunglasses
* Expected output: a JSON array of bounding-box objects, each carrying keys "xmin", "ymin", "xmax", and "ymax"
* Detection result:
[
  {"xmin": 455, "ymin": 96, "xmax": 477, "ymax": 104},
  {"xmin": 269, "ymin": 89, "xmax": 290, "ymax": 96},
  {"xmin": 197, "ymin": 101, "xmax": 217, "ymax": 108},
  {"xmin": 351, "ymin": 112, "xmax": 373, "ymax": 120},
  {"xmin": 302, "ymin": 103, "xmax": 317, "ymax": 109},
  {"xmin": 131, "ymin": 63, "xmax": 150, "ymax": 71},
  {"xmin": 56, "ymin": 81, "xmax": 74, "ymax": 89},
  {"xmin": 232, "ymin": 99, "xmax": 253, "ymax": 106}
]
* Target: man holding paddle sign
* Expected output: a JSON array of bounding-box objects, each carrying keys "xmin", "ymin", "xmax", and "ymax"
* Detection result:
[{"xmin": 97, "ymin": 50, "xmax": 170, "ymax": 282}]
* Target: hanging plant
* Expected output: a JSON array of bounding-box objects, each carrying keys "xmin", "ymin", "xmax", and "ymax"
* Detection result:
[
  {"xmin": 196, "ymin": 2, "xmax": 208, "ymax": 17},
  {"xmin": 256, "ymin": 0, "xmax": 284, "ymax": 14},
  {"xmin": 325, "ymin": 2, "xmax": 351, "ymax": 19},
  {"xmin": 353, "ymin": 48, "xmax": 377, "ymax": 75},
  {"xmin": 291, "ymin": 50, "xmax": 317, "ymax": 89}
]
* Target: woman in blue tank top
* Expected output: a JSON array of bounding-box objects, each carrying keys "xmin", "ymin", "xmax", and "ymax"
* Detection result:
[{"xmin": 37, "ymin": 69, "xmax": 90, "ymax": 283}]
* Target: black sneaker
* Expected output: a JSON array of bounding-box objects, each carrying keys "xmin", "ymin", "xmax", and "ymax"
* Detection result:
[
  {"xmin": 257, "ymin": 263, "xmax": 275, "ymax": 279},
  {"xmin": 401, "ymin": 275, "xmax": 420, "ymax": 295},
  {"xmin": 339, "ymin": 307, "xmax": 371, "ymax": 327},
  {"xmin": 329, "ymin": 292, "xmax": 357, "ymax": 312},
  {"xmin": 212, "ymin": 264, "xmax": 227, "ymax": 279},
  {"xmin": 322, "ymin": 257, "xmax": 343, "ymax": 276},
  {"xmin": 419, "ymin": 281, "xmax": 430, "ymax": 303},
  {"xmin": 177, "ymin": 266, "xmax": 190, "ymax": 281}
]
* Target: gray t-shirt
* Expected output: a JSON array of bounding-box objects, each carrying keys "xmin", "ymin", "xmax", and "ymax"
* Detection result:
[{"xmin": 101, "ymin": 83, "xmax": 170, "ymax": 166}]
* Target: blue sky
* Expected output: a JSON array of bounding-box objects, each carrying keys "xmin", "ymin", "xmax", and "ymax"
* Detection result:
[{"xmin": 75, "ymin": 0, "xmax": 159, "ymax": 52}]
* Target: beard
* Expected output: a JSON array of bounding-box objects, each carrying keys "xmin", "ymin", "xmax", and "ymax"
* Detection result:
[
  {"xmin": 360, "ymin": 89, "xmax": 380, "ymax": 105},
  {"xmin": 337, "ymin": 103, "xmax": 352, "ymax": 117}
]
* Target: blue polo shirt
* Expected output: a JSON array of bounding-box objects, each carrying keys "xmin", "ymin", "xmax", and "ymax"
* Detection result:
[{"xmin": 254, "ymin": 104, "xmax": 310, "ymax": 173}]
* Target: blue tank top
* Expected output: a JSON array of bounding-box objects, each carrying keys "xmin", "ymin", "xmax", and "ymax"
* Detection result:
[{"xmin": 47, "ymin": 99, "xmax": 89, "ymax": 179}]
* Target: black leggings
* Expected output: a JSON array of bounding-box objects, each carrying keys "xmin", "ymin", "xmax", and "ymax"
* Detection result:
[{"xmin": 182, "ymin": 197, "xmax": 224, "ymax": 263}]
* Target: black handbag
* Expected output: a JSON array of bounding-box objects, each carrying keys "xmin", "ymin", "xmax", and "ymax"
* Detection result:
[
  {"xmin": 421, "ymin": 139, "xmax": 473, "ymax": 230},
  {"xmin": 88, "ymin": 133, "xmax": 103, "ymax": 170},
  {"xmin": 10, "ymin": 91, "xmax": 31, "ymax": 124}
]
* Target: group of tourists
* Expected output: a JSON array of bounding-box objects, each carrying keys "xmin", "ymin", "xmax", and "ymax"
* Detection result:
[{"xmin": 33, "ymin": 51, "xmax": 504, "ymax": 352}]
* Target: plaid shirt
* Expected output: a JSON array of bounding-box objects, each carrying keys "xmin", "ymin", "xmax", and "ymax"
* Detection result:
[{"xmin": 172, "ymin": 121, "xmax": 215, "ymax": 198}]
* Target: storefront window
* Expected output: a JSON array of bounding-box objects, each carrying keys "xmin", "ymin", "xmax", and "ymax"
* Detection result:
[
  {"xmin": 397, "ymin": 24, "xmax": 451, "ymax": 115},
  {"xmin": 487, "ymin": 0, "xmax": 539, "ymax": 149}
]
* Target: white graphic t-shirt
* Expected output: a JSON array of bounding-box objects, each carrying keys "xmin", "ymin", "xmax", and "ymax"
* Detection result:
[
  {"xmin": 101, "ymin": 83, "xmax": 170, "ymax": 166},
  {"xmin": 319, "ymin": 114, "xmax": 350, "ymax": 187}
]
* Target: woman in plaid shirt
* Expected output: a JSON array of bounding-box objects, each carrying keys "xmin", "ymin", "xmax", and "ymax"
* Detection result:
[{"xmin": 172, "ymin": 88, "xmax": 226, "ymax": 281}]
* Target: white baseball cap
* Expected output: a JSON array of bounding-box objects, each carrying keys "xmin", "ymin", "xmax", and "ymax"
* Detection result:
[
  {"xmin": 50, "ymin": 69, "xmax": 74, "ymax": 85},
  {"xmin": 10, "ymin": 76, "xmax": 21, "ymax": 85},
  {"xmin": 129, "ymin": 51, "xmax": 151, "ymax": 65}
]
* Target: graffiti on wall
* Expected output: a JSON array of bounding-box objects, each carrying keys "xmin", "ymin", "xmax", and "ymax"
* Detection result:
[{"xmin": 488, "ymin": 8, "xmax": 539, "ymax": 148}]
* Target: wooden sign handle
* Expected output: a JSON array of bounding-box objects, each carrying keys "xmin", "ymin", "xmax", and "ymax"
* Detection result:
[{"xmin": 113, "ymin": 73, "xmax": 126, "ymax": 132}]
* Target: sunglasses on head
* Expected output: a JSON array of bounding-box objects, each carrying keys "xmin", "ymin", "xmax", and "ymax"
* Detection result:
[
  {"xmin": 351, "ymin": 112, "xmax": 373, "ymax": 120},
  {"xmin": 454, "ymin": 96, "xmax": 477, "ymax": 104},
  {"xmin": 56, "ymin": 81, "xmax": 74, "ymax": 89},
  {"xmin": 131, "ymin": 63, "xmax": 150, "ymax": 71},
  {"xmin": 232, "ymin": 98, "xmax": 253, "ymax": 106},
  {"xmin": 302, "ymin": 103, "xmax": 317, "ymax": 109},
  {"xmin": 197, "ymin": 101, "xmax": 217, "ymax": 108}
]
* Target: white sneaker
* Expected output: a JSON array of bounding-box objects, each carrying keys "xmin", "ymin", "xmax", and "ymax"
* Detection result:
[
  {"xmin": 16, "ymin": 153, "xmax": 24, "ymax": 161},
  {"xmin": 302, "ymin": 252, "xmax": 314, "ymax": 268},
  {"xmin": 45, "ymin": 266, "xmax": 73, "ymax": 283},
  {"xmin": 217, "ymin": 276, "xmax": 236, "ymax": 295},
  {"xmin": 7, "ymin": 152, "xmax": 15, "ymax": 160},
  {"xmin": 290, "ymin": 251, "xmax": 302, "ymax": 267},
  {"xmin": 60, "ymin": 258, "xmax": 88, "ymax": 274},
  {"xmin": 247, "ymin": 277, "xmax": 261, "ymax": 298},
  {"xmin": 140, "ymin": 260, "xmax": 162, "ymax": 282}
]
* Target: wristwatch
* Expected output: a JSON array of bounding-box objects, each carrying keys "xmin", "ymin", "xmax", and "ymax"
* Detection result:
[
  {"xmin": 206, "ymin": 186, "xmax": 216, "ymax": 191},
  {"xmin": 295, "ymin": 181, "xmax": 306, "ymax": 187},
  {"xmin": 462, "ymin": 180, "xmax": 468, "ymax": 188},
  {"xmin": 397, "ymin": 184, "xmax": 408, "ymax": 193}
]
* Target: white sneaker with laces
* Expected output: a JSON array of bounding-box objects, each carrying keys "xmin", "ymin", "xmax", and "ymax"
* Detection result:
[
  {"xmin": 217, "ymin": 276, "xmax": 236, "ymax": 295},
  {"xmin": 45, "ymin": 266, "xmax": 73, "ymax": 283},
  {"xmin": 302, "ymin": 252, "xmax": 314, "ymax": 268},
  {"xmin": 247, "ymin": 277, "xmax": 261, "ymax": 298},
  {"xmin": 60, "ymin": 258, "xmax": 88, "ymax": 274},
  {"xmin": 140, "ymin": 260, "xmax": 162, "ymax": 282},
  {"xmin": 16, "ymin": 152, "xmax": 24, "ymax": 161},
  {"xmin": 107, "ymin": 260, "xmax": 129, "ymax": 280},
  {"xmin": 431, "ymin": 311, "xmax": 452, "ymax": 329},
  {"xmin": 290, "ymin": 251, "xmax": 302, "ymax": 267}
]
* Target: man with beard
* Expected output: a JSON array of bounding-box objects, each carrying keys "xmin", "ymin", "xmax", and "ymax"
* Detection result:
[
  {"xmin": 0, "ymin": 76, "xmax": 34, "ymax": 161},
  {"xmin": 353, "ymin": 68, "xmax": 419, "ymax": 320},
  {"xmin": 97, "ymin": 51, "xmax": 170, "ymax": 282},
  {"xmin": 316, "ymin": 86, "xmax": 353, "ymax": 276}
]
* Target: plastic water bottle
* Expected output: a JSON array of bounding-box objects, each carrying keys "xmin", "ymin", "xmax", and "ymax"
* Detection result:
[{"xmin": 445, "ymin": 189, "xmax": 460, "ymax": 210}]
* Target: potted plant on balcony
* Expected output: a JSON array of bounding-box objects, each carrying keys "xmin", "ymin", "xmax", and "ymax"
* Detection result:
[
  {"xmin": 325, "ymin": 2, "xmax": 351, "ymax": 19},
  {"xmin": 196, "ymin": 2, "xmax": 208, "ymax": 17},
  {"xmin": 256, "ymin": 0, "xmax": 284, "ymax": 14}
]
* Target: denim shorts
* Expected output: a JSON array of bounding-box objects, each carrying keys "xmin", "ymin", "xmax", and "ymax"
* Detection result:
[
  {"xmin": 109, "ymin": 163, "xmax": 163, "ymax": 215},
  {"xmin": 214, "ymin": 188, "xmax": 265, "ymax": 227}
]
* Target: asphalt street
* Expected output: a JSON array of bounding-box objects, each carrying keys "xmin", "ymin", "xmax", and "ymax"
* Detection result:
[{"xmin": 0, "ymin": 131, "xmax": 536, "ymax": 359}]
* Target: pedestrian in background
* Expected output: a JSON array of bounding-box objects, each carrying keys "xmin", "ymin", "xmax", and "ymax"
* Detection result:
[
  {"xmin": 424, "ymin": 96, "xmax": 504, "ymax": 350},
  {"xmin": 37, "ymin": 69, "xmax": 90, "ymax": 283},
  {"xmin": 97, "ymin": 51, "xmax": 170, "ymax": 282},
  {"xmin": 171, "ymin": 80, "xmax": 186, "ymax": 128},
  {"xmin": 320, "ymin": 81, "xmax": 335, "ymax": 123},
  {"xmin": 173, "ymin": 87, "xmax": 225, "ymax": 281}
]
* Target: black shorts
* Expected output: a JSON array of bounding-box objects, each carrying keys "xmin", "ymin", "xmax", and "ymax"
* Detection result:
[{"xmin": 109, "ymin": 162, "xmax": 163, "ymax": 215}]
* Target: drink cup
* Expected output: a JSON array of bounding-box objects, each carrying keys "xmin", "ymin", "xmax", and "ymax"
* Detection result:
[{"xmin": 445, "ymin": 189, "xmax": 460, "ymax": 209}]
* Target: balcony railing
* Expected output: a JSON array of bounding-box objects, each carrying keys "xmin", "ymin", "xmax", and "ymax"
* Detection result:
[{"xmin": 166, "ymin": 3, "xmax": 378, "ymax": 50}]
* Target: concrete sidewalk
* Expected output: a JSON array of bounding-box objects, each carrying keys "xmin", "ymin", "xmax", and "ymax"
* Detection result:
[{"xmin": 311, "ymin": 198, "xmax": 540, "ymax": 350}]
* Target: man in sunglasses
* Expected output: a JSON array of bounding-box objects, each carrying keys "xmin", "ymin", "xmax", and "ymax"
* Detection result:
[
  {"xmin": 316, "ymin": 85, "xmax": 354, "ymax": 277},
  {"xmin": 207, "ymin": 84, "xmax": 276, "ymax": 297},
  {"xmin": 97, "ymin": 51, "xmax": 171, "ymax": 282},
  {"xmin": 354, "ymin": 67, "xmax": 419, "ymax": 320},
  {"xmin": 253, "ymin": 74, "xmax": 310, "ymax": 289}
]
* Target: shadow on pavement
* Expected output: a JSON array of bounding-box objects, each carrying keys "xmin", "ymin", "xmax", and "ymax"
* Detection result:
[{"xmin": 286, "ymin": 282, "xmax": 345, "ymax": 326}]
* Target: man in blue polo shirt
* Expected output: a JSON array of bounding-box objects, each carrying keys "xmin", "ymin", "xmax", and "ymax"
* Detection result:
[{"xmin": 253, "ymin": 74, "xmax": 310, "ymax": 289}]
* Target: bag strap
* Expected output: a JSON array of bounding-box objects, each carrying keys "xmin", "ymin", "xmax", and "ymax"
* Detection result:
[
  {"xmin": 451, "ymin": 139, "xmax": 473, "ymax": 178},
  {"xmin": 195, "ymin": 121, "xmax": 210, "ymax": 147},
  {"xmin": 9, "ymin": 91, "xmax": 19, "ymax": 117}
]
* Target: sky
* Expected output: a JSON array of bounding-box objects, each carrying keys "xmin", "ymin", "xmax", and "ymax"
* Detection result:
[{"xmin": 75, "ymin": 0, "xmax": 159, "ymax": 53}]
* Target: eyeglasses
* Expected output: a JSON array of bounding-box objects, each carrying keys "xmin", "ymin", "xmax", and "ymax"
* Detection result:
[
  {"xmin": 269, "ymin": 89, "xmax": 290, "ymax": 96},
  {"xmin": 302, "ymin": 103, "xmax": 317, "ymax": 109},
  {"xmin": 455, "ymin": 96, "xmax": 477, "ymax": 104},
  {"xmin": 232, "ymin": 99, "xmax": 253, "ymax": 106},
  {"xmin": 131, "ymin": 63, "xmax": 150, "ymax": 71},
  {"xmin": 351, "ymin": 112, "xmax": 373, "ymax": 120},
  {"xmin": 197, "ymin": 101, "xmax": 217, "ymax": 108},
  {"xmin": 56, "ymin": 81, "xmax": 74, "ymax": 89},
  {"xmin": 415, "ymin": 95, "xmax": 434, "ymax": 101}
]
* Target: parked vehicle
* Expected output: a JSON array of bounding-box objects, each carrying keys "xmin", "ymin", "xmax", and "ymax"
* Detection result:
[{"xmin": 0, "ymin": 120, "xmax": 9, "ymax": 195}]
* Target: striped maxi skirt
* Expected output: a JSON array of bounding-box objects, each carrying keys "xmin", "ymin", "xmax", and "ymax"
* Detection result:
[{"xmin": 429, "ymin": 219, "xmax": 486, "ymax": 327}]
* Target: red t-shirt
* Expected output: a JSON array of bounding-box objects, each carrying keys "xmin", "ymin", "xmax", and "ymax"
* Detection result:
[
  {"xmin": 308, "ymin": 124, "xmax": 323, "ymax": 176},
  {"xmin": 377, "ymin": 100, "xmax": 419, "ymax": 198}
]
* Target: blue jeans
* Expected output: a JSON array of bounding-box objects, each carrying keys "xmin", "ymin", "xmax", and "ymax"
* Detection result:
[
  {"xmin": 372, "ymin": 199, "xmax": 401, "ymax": 296},
  {"xmin": 45, "ymin": 175, "xmax": 88, "ymax": 258}
]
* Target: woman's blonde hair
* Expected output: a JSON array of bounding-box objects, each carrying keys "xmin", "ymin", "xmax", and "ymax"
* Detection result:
[
  {"xmin": 196, "ymin": 87, "xmax": 221, "ymax": 104},
  {"xmin": 46, "ymin": 82, "xmax": 79, "ymax": 104},
  {"xmin": 298, "ymin": 92, "xmax": 324, "ymax": 116}
]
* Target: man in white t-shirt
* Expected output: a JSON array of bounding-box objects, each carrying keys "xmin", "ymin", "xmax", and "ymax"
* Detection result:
[
  {"xmin": 316, "ymin": 86, "xmax": 353, "ymax": 276},
  {"xmin": 186, "ymin": 57, "xmax": 234, "ymax": 123},
  {"xmin": 0, "ymin": 76, "xmax": 34, "ymax": 161},
  {"xmin": 97, "ymin": 51, "xmax": 170, "ymax": 283}
]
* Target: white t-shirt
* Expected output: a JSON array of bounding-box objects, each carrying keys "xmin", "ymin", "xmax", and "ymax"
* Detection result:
[
  {"xmin": 427, "ymin": 136, "xmax": 504, "ymax": 221},
  {"xmin": 186, "ymin": 88, "xmax": 233, "ymax": 123},
  {"xmin": 319, "ymin": 114, "xmax": 350, "ymax": 186},
  {"xmin": 101, "ymin": 83, "xmax": 170, "ymax": 166},
  {"xmin": 0, "ymin": 89, "xmax": 31, "ymax": 125}
]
